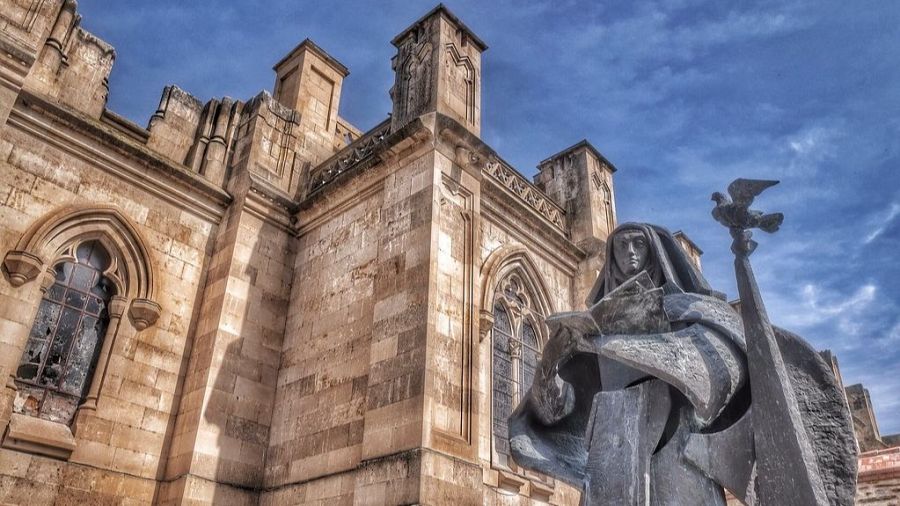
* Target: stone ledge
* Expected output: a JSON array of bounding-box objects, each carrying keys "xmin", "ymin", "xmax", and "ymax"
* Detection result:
[
  {"xmin": 2, "ymin": 413, "xmax": 76, "ymax": 460},
  {"xmin": 482, "ymin": 462, "xmax": 559, "ymax": 504}
]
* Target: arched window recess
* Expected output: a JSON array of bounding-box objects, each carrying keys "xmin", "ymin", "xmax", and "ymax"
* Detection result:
[
  {"xmin": 480, "ymin": 247, "xmax": 554, "ymax": 482},
  {"xmin": 1, "ymin": 206, "xmax": 161, "ymax": 456},
  {"xmin": 2, "ymin": 205, "xmax": 161, "ymax": 329},
  {"xmin": 14, "ymin": 239, "xmax": 124, "ymax": 424}
]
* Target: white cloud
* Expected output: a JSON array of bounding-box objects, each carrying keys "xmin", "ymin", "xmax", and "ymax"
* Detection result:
[
  {"xmin": 773, "ymin": 283, "xmax": 878, "ymax": 344},
  {"xmin": 783, "ymin": 125, "xmax": 843, "ymax": 177},
  {"xmin": 864, "ymin": 202, "xmax": 900, "ymax": 244},
  {"xmin": 802, "ymin": 283, "xmax": 876, "ymax": 317}
]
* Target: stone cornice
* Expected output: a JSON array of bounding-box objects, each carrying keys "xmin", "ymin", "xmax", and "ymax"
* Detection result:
[
  {"xmin": 539, "ymin": 138, "xmax": 617, "ymax": 173},
  {"xmin": 434, "ymin": 114, "xmax": 569, "ymax": 239},
  {"xmin": 273, "ymin": 38, "xmax": 349, "ymax": 77},
  {"xmin": 301, "ymin": 116, "xmax": 433, "ymax": 207},
  {"xmin": 8, "ymin": 91, "xmax": 231, "ymax": 222},
  {"xmin": 245, "ymin": 172, "xmax": 297, "ymax": 233},
  {"xmin": 392, "ymin": 4, "xmax": 488, "ymax": 51},
  {"xmin": 480, "ymin": 187, "xmax": 582, "ymax": 277}
]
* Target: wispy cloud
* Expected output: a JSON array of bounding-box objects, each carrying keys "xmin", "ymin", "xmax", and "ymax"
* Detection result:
[
  {"xmin": 864, "ymin": 202, "xmax": 900, "ymax": 244},
  {"xmin": 772, "ymin": 283, "xmax": 878, "ymax": 342},
  {"xmin": 784, "ymin": 125, "xmax": 842, "ymax": 176}
]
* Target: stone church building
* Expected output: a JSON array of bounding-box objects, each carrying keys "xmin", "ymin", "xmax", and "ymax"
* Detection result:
[{"xmin": 0, "ymin": 2, "xmax": 896, "ymax": 504}]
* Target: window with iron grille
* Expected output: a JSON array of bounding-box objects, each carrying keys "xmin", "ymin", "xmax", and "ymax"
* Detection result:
[{"xmin": 14, "ymin": 240, "xmax": 115, "ymax": 425}]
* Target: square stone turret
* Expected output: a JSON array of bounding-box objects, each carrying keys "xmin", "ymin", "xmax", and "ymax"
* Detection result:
[
  {"xmin": 536, "ymin": 140, "xmax": 618, "ymax": 304},
  {"xmin": 536, "ymin": 140, "xmax": 618, "ymax": 248},
  {"xmin": 389, "ymin": 4, "xmax": 487, "ymax": 136},
  {"xmin": 273, "ymin": 38, "xmax": 349, "ymax": 164}
]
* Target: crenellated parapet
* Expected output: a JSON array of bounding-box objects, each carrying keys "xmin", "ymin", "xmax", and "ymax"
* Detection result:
[
  {"xmin": 146, "ymin": 85, "xmax": 205, "ymax": 166},
  {"xmin": 0, "ymin": 0, "xmax": 59, "ymax": 127},
  {"xmin": 185, "ymin": 97, "xmax": 243, "ymax": 187},
  {"xmin": 146, "ymin": 86, "xmax": 244, "ymax": 187},
  {"xmin": 0, "ymin": 0, "xmax": 115, "ymax": 127},
  {"xmin": 24, "ymin": 1, "xmax": 115, "ymax": 119}
]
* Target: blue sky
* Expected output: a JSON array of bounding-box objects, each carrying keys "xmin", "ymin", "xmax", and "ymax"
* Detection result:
[{"xmin": 78, "ymin": 1, "xmax": 900, "ymax": 434}]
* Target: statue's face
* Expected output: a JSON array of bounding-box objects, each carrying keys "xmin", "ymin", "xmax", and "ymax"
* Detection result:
[{"xmin": 613, "ymin": 229, "xmax": 650, "ymax": 277}]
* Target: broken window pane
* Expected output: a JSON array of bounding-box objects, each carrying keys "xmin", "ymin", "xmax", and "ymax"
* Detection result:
[
  {"xmin": 61, "ymin": 316, "xmax": 104, "ymax": 396},
  {"xmin": 64, "ymin": 289, "xmax": 86, "ymax": 310},
  {"xmin": 14, "ymin": 242, "xmax": 114, "ymax": 425},
  {"xmin": 46, "ymin": 283, "xmax": 65, "ymax": 302},
  {"xmin": 27, "ymin": 301, "xmax": 61, "ymax": 340},
  {"xmin": 85, "ymin": 295, "xmax": 104, "ymax": 316}
]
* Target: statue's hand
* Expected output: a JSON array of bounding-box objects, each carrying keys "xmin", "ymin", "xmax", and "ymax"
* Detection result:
[
  {"xmin": 541, "ymin": 311, "xmax": 598, "ymax": 374},
  {"xmin": 532, "ymin": 312, "xmax": 598, "ymax": 425}
]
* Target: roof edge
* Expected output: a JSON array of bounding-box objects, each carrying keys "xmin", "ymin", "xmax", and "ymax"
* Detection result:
[
  {"xmin": 391, "ymin": 4, "xmax": 488, "ymax": 51},
  {"xmin": 273, "ymin": 38, "xmax": 350, "ymax": 77},
  {"xmin": 539, "ymin": 139, "xmax": 618, "ymax": 173}
]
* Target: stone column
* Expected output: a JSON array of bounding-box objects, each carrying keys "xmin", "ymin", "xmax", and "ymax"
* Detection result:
[
  {"xmin": 0, "ymin": 265, "xmax": 52, "ymax": 435},
  {"xmin": 0, "ymin": 0, "xmax": 59, "ymax": 129},
  {"xmin": 77, "ymin": 294, "xmax": 127, "ymax": 413}
]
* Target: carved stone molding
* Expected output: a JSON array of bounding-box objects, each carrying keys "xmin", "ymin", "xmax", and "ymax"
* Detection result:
[
  {"xmin": 307, "ymin": 119, "xmax": 392, "ymax": 195},
  {"xmin": 108, "ymin": 295, "xmax": 128, "ymax": 319},
  {"xmin": 129, "ymin": 298, "xmax": 161, "ymax": 330},
  {"xmin": 443, "ymin": 43, "xmax": 476, "ymax": 125},
  {"xmin": 479, "ymin": 309, "xmax": 495, "ymax": 342},
  {"xmin": 391, "ymin": 19, "xmax": 435, "ymax": 130},
  {"xmin": 2, "ymin": 250, "xmax": 44, "ymax": 287},
  {"xmin": 484, "ymin": 159, "xmax": 566, "ymax": 233}
]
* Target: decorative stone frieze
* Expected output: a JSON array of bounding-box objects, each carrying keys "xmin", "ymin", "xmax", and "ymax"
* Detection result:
[
  {"xmin": 306, "ymin": 119, "xmax": 392, "ymax": 195},
  {"xmin": 484, "ymin": 159, "xmax": 566, "ymax": 233}
]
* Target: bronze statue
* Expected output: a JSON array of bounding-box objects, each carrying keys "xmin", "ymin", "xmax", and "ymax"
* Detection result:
[{"xmin": 509, "ymin": 180, "xmax": 857, "ymax": 505}]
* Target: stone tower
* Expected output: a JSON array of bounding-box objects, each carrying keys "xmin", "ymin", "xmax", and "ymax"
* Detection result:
[
  {"xmin": 535, "ymin": 140, "xmax": 618, "ymax": 305},
  {"xmin": 389, "ymin": 5, "xmax": 486, "ymax": 136}
]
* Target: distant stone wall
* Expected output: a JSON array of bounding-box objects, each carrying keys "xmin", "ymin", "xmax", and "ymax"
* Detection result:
[{"xmin": 857, "ymin": 447, "xmax": 900, "ymax": 505}]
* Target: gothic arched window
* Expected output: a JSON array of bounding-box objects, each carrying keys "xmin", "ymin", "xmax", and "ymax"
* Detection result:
[
  {"xmin": 14, "ymin": 240, "xmax": 115, "ymax": 425},
  {"xmin": 491, "ymin": 274, "xmax": 545, "ymax": 467}
]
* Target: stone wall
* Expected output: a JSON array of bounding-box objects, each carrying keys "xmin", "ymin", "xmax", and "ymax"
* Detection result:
[
  {"xmin": 260, "ymin": 122, "xmax": 436, "ymax": 503},
  {"xmin": 0, "ymin": 73, "xmax": 226, "ymax": 504}
]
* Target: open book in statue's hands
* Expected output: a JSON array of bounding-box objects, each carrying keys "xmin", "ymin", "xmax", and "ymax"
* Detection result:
[{"xmin": 588, "ymin": 271, "xmax": 670, "ymax": 335}]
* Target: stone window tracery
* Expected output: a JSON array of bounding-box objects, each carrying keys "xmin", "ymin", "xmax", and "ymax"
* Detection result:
[
  {"xmin": 14, "ymin": 240, "xmax": 115, "ymax": 425},
  {"xmin": 491, "ymin": 273, "xmax": 544, "ymax": 467}
]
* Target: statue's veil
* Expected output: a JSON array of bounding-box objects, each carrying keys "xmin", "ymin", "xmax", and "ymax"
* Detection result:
[{"xmin": 585, "ymin": 222, "xmax": 720, "ymax": 305}]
